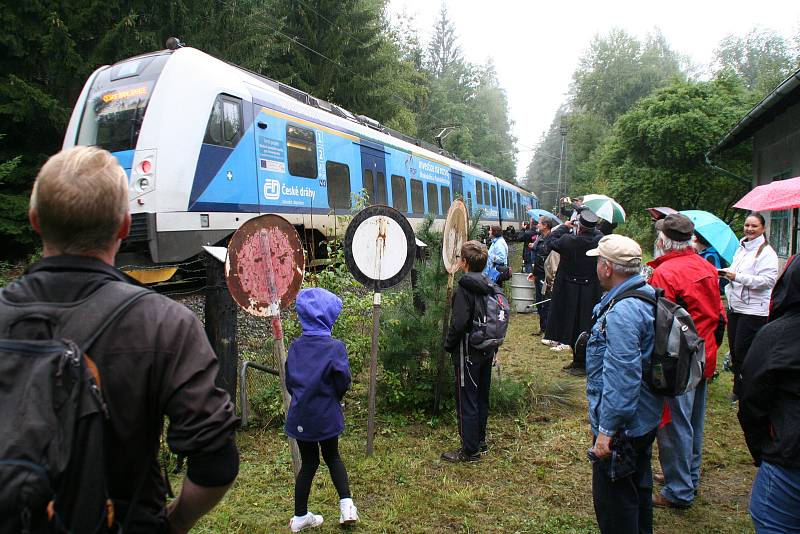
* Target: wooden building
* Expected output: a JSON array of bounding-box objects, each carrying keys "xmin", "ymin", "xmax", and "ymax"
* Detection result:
[{"xmin": 709, "ymin": 68, "xmax": 800, "ymax": 260}]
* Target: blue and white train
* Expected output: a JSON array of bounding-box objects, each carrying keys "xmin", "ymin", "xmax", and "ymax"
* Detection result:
[{"xmin": 63, "ymin": 43, "xmax": 538, "ymax": 282}]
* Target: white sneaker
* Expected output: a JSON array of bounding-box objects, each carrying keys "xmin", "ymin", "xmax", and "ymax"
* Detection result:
[
  {"xmin": 541, "ymin": 338, "xmax": 557, "ymax": 346},
  {"xmin": 289, "ymin": 512, "xmax": 323, "ymax": 532},
  {"xmin": 339, "ymin": 498, "xmax": 359, "ymax": 525},
  {"xmin": 550, "ymin": 344, "xmax": 571, "ymax": 352}
]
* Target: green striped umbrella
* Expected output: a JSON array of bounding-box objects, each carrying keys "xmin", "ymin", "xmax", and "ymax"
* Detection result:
[{"xmin": 581, "ymin": 194, "xmax": 626, "ymax": 223}]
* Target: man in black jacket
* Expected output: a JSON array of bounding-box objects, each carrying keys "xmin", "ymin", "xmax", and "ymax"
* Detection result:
[
  {"xmin": 542, "ymin": 210, "xmax": 603, "ymax": 374},
  {"xmin": 1, "ymin": 147, "xmax": 239, "ymax": 532},
  {"xmin": 442, "ymin": 240, "xmax": 495, "ymax": 463},
  {"xmin": 739, "ymin": 254, "xmax": 800, "ymax": 532}
]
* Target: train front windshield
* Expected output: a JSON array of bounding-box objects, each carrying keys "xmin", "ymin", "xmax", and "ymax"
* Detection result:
[{"xmin": 77, "ymin": 54, "xmax": 168, "ymax": 152}]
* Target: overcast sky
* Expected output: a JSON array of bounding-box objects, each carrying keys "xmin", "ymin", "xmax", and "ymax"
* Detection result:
[{"xmin": 388, "ymin": 0, "xmax": 800, "ymax": 180}]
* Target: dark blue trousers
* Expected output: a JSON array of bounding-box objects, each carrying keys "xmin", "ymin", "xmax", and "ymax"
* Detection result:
[
  {"xmin": 592, "ymin": 429, "xmax": 657, "ymax": 534},
  {"xmin": 454, "ymin": 352, "xmax": 492, "ymax": 455}
]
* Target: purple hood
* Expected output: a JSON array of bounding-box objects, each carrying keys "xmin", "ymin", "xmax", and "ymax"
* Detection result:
[{"xmin": 295, "ymin": 287, "xmax": 342, "ymax": 336}]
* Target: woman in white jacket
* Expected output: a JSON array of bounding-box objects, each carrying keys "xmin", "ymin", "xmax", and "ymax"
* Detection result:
[{"xmin": 720, "ymin": 213, "xmax": 779, "ymax": 400}]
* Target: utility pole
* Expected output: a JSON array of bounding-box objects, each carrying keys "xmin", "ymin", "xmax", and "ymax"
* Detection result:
[{"xmin": 556, "ymin": 124, "xmax": 567, "ymax": 208}]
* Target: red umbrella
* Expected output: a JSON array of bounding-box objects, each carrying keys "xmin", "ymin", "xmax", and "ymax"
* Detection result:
[
  {"xmin": 734, "ymin": 176, "xmax": 800, "ymax": 211},
  {"xmin": 646, "ymin": 206, "xmax": 677, "ymax": 220}
]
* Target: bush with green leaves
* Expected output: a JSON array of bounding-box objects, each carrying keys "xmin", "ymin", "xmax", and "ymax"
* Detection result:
[{"xmin": 377, "ymin": 210, "xmax": 491, "ymax": 413}]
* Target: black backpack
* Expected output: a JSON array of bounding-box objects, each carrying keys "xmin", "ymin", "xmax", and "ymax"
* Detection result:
[
  {"xmin": 0, "ymin": 282, "xmax": 150, "ymax": 533},
  {"xmin": 468, "ymin": 283, "xmax": 510, "ymax": 351},
  {"xmin": 596, "ymin": 284, "xmax": 705, "ymax": 397}
]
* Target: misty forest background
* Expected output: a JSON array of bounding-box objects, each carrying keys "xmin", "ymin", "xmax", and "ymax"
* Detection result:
[{"xmin": 2, "ymin": 0, "xmax": 800, "ymax": 258}]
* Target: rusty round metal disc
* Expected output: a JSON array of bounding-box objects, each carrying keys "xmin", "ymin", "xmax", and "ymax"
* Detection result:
[
  {"xmin": 225, "ymin": 214, "xmax": 305, "ymax": 316},
  {"xmin": 442, "ymin": 198, "xmax": 468, "ymax": 274},
  {"xmin": 344, "ymin": 205, "xmax": 416, "ymax": 290}
]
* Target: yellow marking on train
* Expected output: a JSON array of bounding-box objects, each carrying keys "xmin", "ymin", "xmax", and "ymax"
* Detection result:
[
  {"xmin": 260, "ymin": 108, "xmax": 359, "ymax": 141},
  {"xmin": 123, "ymin": 267, "xmax": 178, "ymax": 285}
]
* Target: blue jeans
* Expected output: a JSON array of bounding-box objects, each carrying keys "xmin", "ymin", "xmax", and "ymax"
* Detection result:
[
  {"xmin": 750, "ymin": 461, "xmax": 800, "ymax": 533},
  {"xmin": 657, "ymin": 379, "xmax": 707, "ymax": 505}
]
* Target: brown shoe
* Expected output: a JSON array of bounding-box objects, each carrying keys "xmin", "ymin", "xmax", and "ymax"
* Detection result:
[
  {"xmin": 652, "ymin": 493, "xmax": 690, "ymax": 510},
  {"xmin": 654, "ymin": 472, "xmax": 665, "ymax": 484}
]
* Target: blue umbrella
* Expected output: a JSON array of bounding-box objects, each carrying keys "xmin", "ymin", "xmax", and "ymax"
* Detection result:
[
  {"xmin": 679, "ymin": 210, "xmax": 739, "ymax": 266},
  {"xmin": 527, "ymin": 208, "xmax": 563, "ymax": 225}
]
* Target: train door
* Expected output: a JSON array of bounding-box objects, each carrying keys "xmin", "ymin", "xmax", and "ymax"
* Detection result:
[{"xmin": 360, "ymin": 143, "xmax": 387, "ymax": 205}]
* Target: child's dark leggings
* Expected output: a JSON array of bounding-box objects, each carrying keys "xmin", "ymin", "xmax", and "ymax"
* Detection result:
[{"xmin": 294, "ymin": 437, "xmax": 351, "ymax": 516}]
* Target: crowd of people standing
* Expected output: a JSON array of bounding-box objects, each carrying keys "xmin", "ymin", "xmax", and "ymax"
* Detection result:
[{"xmin": 515, "ymin": 200, "xmax": 795, "ymax": 534}]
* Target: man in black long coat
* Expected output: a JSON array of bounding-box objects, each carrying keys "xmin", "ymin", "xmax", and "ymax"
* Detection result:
[{"xmin": 542, "ymin": 209, "xmax": 603, "ymax": 375}]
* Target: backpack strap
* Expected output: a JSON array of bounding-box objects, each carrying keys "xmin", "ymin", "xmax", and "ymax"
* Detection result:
[
  {"xmin": 592, "ymin": 282, "xmax": 656, "ymax": 323},
  {"xmin": 0, "ymin": 281, "xmax": 152, "ymax": 352},
  {"xmin": 59, "ymin": 282, "xmax": 152, "ymax": 352}
]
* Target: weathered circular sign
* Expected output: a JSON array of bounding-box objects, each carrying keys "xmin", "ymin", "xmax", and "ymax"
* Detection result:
[
  {"xmin": 442, "ymin": 198, "xmax": 468, "ymax": 274},
  {"xmin": 344, "ymin": 205, "xmax": 416, "ymax": 290},
  {"xmin": 225, "ymin": 214, "xmax": 305, "ymax": 316}
]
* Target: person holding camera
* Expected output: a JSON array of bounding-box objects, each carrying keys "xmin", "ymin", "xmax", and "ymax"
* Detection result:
[
  {"xmin": 542, "ymin": 210, "xmax": 603, "ymax": 367},
  {"xmin": 584, "ymin": 235, "xmax": 662, "ymax": 534}
]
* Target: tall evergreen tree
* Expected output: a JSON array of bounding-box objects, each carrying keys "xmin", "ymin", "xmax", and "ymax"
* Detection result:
[
  {"xmin": 265, "ymin": 0, "xmax": 417, "ymax": 126},
  {"xmin": 426, "ymin": 4, "xmax": 461, "ymax": 78}
]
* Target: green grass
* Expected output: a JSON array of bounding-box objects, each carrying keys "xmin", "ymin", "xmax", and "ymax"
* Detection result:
[{"xmin": 188, "ymin": 311, "xmax": 755, "ymax": 533}]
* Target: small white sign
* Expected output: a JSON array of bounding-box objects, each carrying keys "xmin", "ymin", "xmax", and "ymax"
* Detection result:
[{"xmin": 351, "ymin": 216, "xmax": 409, "ymax": 281}]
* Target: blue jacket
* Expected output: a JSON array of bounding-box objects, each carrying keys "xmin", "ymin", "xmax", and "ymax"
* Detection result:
[
  {"xmin": 483, "ymin": 235, "xmax": 508, "ymax": 277},
  {"xmin": 585, "ymin": 274, "xmax": 661, "ymax": 438},
  {"xmin": 285, "ymin": 288, "xmax": 351, "ymax": 442}
]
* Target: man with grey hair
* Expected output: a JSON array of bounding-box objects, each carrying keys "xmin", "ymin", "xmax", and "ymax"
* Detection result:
[
  {"xmin": 584, "ymin": 234, "xmax": 661, "ymax": 534},
  {"xmin": 647, "ymin": 213, "xmax": 727, "ymax": 509},
  {"xmin": 1, "ymin": 147, "xmax": 239, "ymax": 532}
]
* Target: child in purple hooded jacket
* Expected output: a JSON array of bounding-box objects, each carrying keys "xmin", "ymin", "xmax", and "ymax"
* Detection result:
[{"xmin": 286, "ymin": 288, "xmax": 358, "ymax": 532}]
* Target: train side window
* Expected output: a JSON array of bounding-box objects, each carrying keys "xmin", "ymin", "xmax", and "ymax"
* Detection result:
[
  {"xmin": 204, "ymin": 99, "xmax": 223, "ymax": 145},
  {"xmin": 362, "ymin": 169, "xmax": 375, "ymax": 204},
  {"xmin": 476, "ymin": 181, "xmax": 483, "ymax": 204},
  {"xmin": 286, "ymin": 124, "xmax": 318, "ymax": 178},
  {"xmin": 204, "ymin": 95, "xmax": 242, "ymax": 148},
  {"xmin": 467, "ymin": 192, "xmax": 473, "ymax": 211},
  {"xmin": 391, "ymin": 175, "xmax": 408, "ymax": 212},
  {"xmin": 483, "ymin": 183, "xmax": 490, "ymax": 205},
  {"xmin": 326, "ymin": 161, "xmax": 350, "ymax": 210},
  {"xmin": 410, "ymin": 179, "xmax": 424, "ymax": 214},
  {"xmin": 222, "ymin": 99, "xmax": 242, "ymax": 145},
  {"xmin": 441, "ymin": 186, "xmax": 451, "ymax": 214},
  {"xmin": 426, "ymin": 183, "xmax": 439, "ymax": 215},
  {"xmin": 376, "ymin": 172, "xmax": 387, "ymax": 205},
  {"xmin": 491, "ymin": 186, "xmax": 497, "ymax": 207}
]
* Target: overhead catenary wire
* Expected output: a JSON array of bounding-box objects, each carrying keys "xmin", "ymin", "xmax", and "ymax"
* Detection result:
[{"xmin": 263, "ymin": 5, "xmax": 535, "ymax": 170}]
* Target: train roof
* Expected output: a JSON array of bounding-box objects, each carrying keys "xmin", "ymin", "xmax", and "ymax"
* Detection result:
[{"xmin": 129, "ymin": 45, "xmax": 535, "ymax": 199}]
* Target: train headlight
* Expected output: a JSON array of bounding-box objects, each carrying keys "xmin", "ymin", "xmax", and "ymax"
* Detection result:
[{"xmin": 138, "ymin": 177, "xmax": 150, "ymax": 191}]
